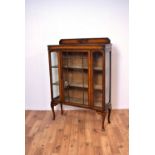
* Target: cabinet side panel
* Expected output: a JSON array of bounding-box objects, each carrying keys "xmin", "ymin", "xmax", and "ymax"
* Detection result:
[{"xmin": 105, "ymin": 51, "xmax": 110, "ymax": 104}]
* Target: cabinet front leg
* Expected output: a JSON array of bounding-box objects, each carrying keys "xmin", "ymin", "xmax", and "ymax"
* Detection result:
[
  {"xmin": 60, "ymin": 102, "xmax": 63, "ymax": 115},
  {"xmin": 108, "ymin": 108, "xmax": 111, "ymax": 123},
  {"xmin": 50, "ymin": 101, "xmax": 55, "ymax": 120},
  {"xmin": 102, "ymin": 112, "xmax": 106, "ymax": 131}
]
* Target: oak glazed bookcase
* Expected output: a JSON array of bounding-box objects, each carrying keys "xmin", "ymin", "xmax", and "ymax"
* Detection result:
[{"xmin": 48, "ymin": 38, "xmax": 112, "ymax": 130}]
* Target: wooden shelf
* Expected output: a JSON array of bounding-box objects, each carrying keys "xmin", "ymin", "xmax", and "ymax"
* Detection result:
[
  {"xmin": 94, "ymin": 85, "xmax": 102, "ymax": 90},
  {"xmin": 52, "ymin": 81, "xmax": 59, "ymax": 85},
  {"xmin": 63, "ymin": 66, "xmax": 88, "ymax": 70},
  {"xmin": 64, "ymin": 82, "xmax": 102, "ymax": 90},
  {"xmin": 65, "ymin": 97, "xmax": 88, "ymax": 105},
  {"xmin": 51, "ymin": 65, "xmax": 58, "ymax": 68},
  {"xmin": 69, "ymin": 83, "xmax": 88, "ymax": 88},
  {"xmin": 63, "ymin": 65, "xmax": 102, "ymax": 71},
  {"xmin": 52, "ymin": 80, "xmax": 102, "ymax": 90},
  {"xmin": 94, "ymin": 67, "xmax": 102, "ymax": 71},
  {"xmin": 64, "ymin": 83, "xmax": 88, "ymax": 89}
]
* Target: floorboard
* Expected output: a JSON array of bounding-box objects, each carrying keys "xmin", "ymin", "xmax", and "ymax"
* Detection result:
[{"xmin": 25, "ymin": 110, "xmax": 128, "ymax": 155}]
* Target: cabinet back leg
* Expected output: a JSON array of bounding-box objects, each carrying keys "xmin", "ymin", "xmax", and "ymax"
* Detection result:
[
  {"xmin": 60, "ymin": 103, "xmax": 63, "ymax": 115},
  {"xmin": 102, "ymin": 112, "xmax": 106, "ymax": 131},
  {"xmin": 50, "ymin": 102, "xmax": 55, "ymax": 120}
]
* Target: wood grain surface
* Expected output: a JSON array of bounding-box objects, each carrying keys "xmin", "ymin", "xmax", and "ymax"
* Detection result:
[{"xmin": 26, "ymin": 110, "xmax": 128, "ymax": 155}]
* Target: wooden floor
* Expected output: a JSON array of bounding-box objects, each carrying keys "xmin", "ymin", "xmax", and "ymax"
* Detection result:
[{"xmin": 26, "ymin": 110, "xmax": 128, "ymax": 155}]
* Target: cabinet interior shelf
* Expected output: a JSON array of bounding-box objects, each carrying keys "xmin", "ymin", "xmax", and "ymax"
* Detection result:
[
  {"xmin": 52, "ymin": 81, "xmax": 59, "ymax": 85},
  {"xmin": 63, "ymin": 65, "xmax": 102, "ymax": 71},
  {"xmin": 65, "ymin": 83, "xmax": 88, "ymax": 89},
  {"xmin": 51, "ymin": 65, "xmax": 58, "ymax": 68},
  {"xmin": 53, "ymin": 81, "xmax": 102, "ymax": 90},
  {"xmin": 67, "ymin": 83, "xmax": 102, "ymax": 90},
  {"xmin": 65, "ymin": 97, "xmax": 88, "ymax": 105},
  {"xmin": 51, "ymin": 65, "xmax": 102, "ymax": 71}
]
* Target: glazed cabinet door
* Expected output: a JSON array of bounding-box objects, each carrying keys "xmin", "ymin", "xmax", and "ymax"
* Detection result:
[{"xmin": 62, "ymin": 51, "xmax": 89, "ymax": 106}]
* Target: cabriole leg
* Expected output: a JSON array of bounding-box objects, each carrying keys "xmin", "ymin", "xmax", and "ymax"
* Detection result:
[
  {"xmin": 108, "ymin": 108, "xmax": 111, "ymax": 123},
  {"xmin": 50, "ymin": 101, "xmax": 55, "ymax": 120},
  {"xmin": 60, "ymin": 102, "xmax": 63, "ymax": 115},
  {"xmin": 102, "ymin": 112, "xmax": 107, "ymax": 131}
]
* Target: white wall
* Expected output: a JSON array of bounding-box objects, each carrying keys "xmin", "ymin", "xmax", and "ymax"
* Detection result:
[{"xmin": 25, "ymin": 0, "xmax": 128, "ymax": 110}]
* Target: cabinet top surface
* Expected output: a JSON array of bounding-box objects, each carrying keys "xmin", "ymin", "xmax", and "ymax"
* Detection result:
[{"xmin": 48, "ymin": 44, "xmax": 111, "ymax": 51}]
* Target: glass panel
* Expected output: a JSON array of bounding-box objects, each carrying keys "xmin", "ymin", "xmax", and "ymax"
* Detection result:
[
  {"xmin": 93, "ymin": 52, "xmax": 103, "ymax": 107},
  {"xmin": 52, "ymin": 68, "xmax": 59, "ymax": 98},
  {"xmin": 62, "ymin": 52, "xmax": 88, "ymax": 105},
  {"xmin": 50, "ymin": 52, "xmax": 60, "ymax": 101},
  {"xmin": 105, "ymin": 51, "xmax": 110, "ymax": 104},
  {"xmin": 51, "ymin": 52, "xmax": 58, "ymax": 67}
]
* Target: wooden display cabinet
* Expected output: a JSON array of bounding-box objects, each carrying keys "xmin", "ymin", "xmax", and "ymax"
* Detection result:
[{"xmin": 48, "ymin": 38, "xmax": 112, "ymax": 130}]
